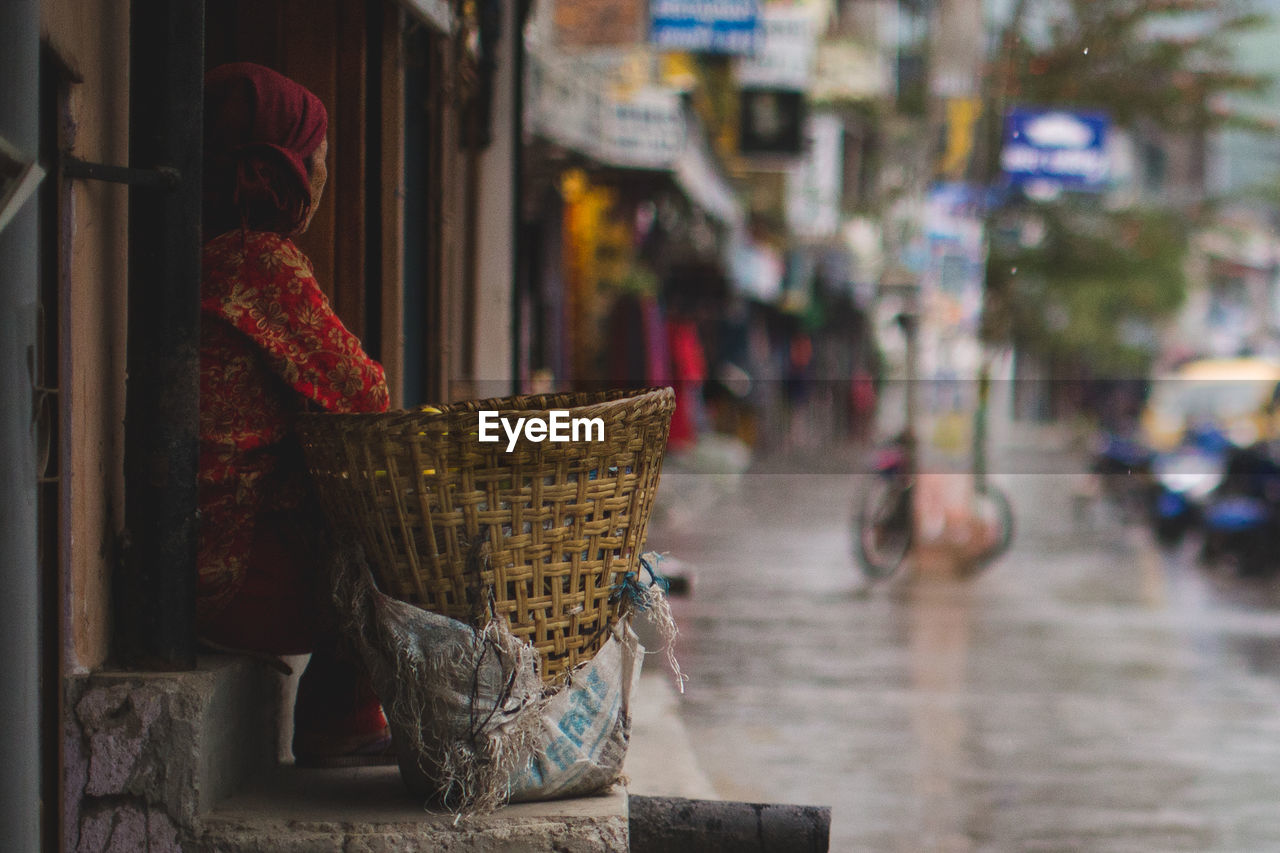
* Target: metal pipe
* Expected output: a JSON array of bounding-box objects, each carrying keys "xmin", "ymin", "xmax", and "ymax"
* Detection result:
[
  {"xmin": 973, "ymin": 359, "xmax": 990, "ymax": 491},
  {"xmin": 63, "ymin": 155, "xmax": 179, "ymax": 190},
  {"xmin": 629, "ymin": 795, "xmax": 831, "ymax": 853},
  {"xmin": 0, "ymin": 2, "xmax": 45, "ymax": 847},
  {"xmin": 120, "ymin": 0, "xmax": 205, "ymax": 670}
]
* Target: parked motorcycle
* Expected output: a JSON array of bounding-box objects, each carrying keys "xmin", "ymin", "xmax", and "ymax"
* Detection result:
[
  {"xmin": 1200, "ymin": 440, "xmax": 1280, "ymax": 576},
  {"xmin": 1147, "ymin": 424, "xmax": 1232, "ymax": 546}
]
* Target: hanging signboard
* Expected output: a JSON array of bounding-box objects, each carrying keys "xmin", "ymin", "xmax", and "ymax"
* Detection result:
[
  {"xmin": 528, "ymin": 56, "xmax": 684, "ymax": 169},
  {"xmin": 734, "ymin": 5, "xmax": 816, "ymax": 91},
  {"xmin": 922, "ymin": 183, "xmax": 986, "ymax": 333},
  {"xmin": 600, "ymin": 88, "xmax": 687, "ymax": 169},
  {"xmin": 738, "ymin": 89, "xmax": 805, "ymax": 156},
  {"xmin": 786, "ymin": 113, "xmax": 844, "ymax": 239},
  {"xmin": 810, "ymin": 39, "xmax": 892, "ymax": 103},
  {"xmin": 1001, "ymin": 108, "xmax": 1110, "ymax": 190},
  {"xmin": 649, "ymin": 0, "xmax": 761, "ymax": 55},
  {"xmin": 526, "ymin": 56, "xmax": 597, "ymax": 157}
]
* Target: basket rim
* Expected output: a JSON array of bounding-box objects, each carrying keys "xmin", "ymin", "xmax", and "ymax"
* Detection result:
[
  {"xmin": 294, "ymin": 385, "xmax": 674, "ymax": 681},
  {"xmin": 297, "ymin": 386, "xmax": 675, "ymax": 426}
]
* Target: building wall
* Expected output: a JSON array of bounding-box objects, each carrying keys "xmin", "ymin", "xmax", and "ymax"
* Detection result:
[
  {"xmin": 43, "ymin": 0, "xmax": 130, "ymax": 672},
  {"xmin": 39, "ymin": 0, "xmax": 516, "ymax": 670}
]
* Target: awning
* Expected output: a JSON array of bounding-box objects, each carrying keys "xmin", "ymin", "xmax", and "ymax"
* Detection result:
[
  {"xmin": 675, "ymin": 126, "xmax": 742, "ymax": 227},
  {"xmin": 526, "ymin": 48, "xmax": 743, "ymax": 225}
]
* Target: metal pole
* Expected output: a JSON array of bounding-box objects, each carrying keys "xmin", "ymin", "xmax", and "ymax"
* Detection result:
[
  {"xmin": 970, "ymin": 0, "xmax": 1029, "ymax": 494},
  {"xmin": 897, "ymin": 302, "xmax": 920, "ymax": 457},
  {"xmin": 120, "ymin": 0, "xmax": 204, "ymax": 669},
  {"xmin": 0, "ymin": 1, "xmax": 45, "ymax": 847},
  {"xmin": 903, "ymin": 311, "xmax": 919, "ymax": 445},
  {"xmin": 973, "ymin": 359, "xmax": 990, "ymax": 491}
]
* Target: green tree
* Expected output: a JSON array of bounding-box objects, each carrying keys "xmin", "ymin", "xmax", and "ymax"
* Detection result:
[
  {"xmin": 1002, "ymin": 0, "xmax": 1268, "ymax": 132},
  {"xmin": 979, "ymin": 0, "xmax": 1271, "ymax": 377},
  {"xmin": 985, "ymin": 203, "xmax": 1188, "ymax": 375}
]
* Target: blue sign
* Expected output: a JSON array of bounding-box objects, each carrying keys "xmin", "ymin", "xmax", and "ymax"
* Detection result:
[
  {"xmin": 650, "ymin": 0, "xmax": 760, "ymax": 55},
  {"xmin": 1001, "ymin": 108, "xmax": 1110, "ymax": 190}
]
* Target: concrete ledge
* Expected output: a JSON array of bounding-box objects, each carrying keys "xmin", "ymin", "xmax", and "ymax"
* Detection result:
[
  {"xmin": 195, "ymin": 765, "xmax": 629, "ymax": 852},
  {"xmin": 63, "ymin": 651, "xmax": 714, "ymax": 850}
]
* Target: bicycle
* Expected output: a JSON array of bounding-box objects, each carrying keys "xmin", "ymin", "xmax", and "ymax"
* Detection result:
[
  {"xmin": 854, "ymin": 433, "xmax": 917, "ymax": 580},
  {"xmin": 854, "ymin": 432, "xmax": 1014, "ymax": 582}
]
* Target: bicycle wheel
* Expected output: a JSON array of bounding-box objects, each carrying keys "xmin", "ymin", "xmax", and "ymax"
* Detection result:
[{"xmin": 854, "ymin": 476, "xmax": 914, "ymax": 580}]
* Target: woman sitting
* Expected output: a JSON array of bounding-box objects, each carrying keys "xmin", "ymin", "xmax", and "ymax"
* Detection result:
[{"xmin": 198, "ymin": 62, "xmax": 390, "ymax": 764}]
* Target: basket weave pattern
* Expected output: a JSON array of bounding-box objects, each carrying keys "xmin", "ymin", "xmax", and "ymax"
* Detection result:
[{"xmin": 298, "ymin": 388, "xmax": 674, "ymax": 681}]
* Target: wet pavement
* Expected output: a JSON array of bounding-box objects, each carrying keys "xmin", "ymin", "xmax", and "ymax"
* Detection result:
[{"xmin": 646, "ymin": 431, "xmax": 1280, "ymax": 851}]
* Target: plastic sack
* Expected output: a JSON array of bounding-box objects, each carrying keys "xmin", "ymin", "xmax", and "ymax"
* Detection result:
[
  {"xmin": 332, "ymin": 541, "xmax": 640, "ymax": 814},
  {"xmin": 508, "ymin": 623, "xmax": 640, "ymax": 802}
]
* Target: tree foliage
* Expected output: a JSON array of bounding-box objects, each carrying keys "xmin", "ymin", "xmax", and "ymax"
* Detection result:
[
  {"xmin": 980, "ymin": 0, "xmax": 1271, "ymax": 376},
  {"xmin": 986, "ymin": 203, "xmax": 1189, "ymax": 375},
  {"xmin": 1001, "ymin": 0, "xmax": 1269, "ymax": 130}
]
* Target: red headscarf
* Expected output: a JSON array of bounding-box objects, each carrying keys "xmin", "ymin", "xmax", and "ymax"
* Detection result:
[{"xmin": 204, "ymin": 63, "xmax": 328, "ymax": 235}]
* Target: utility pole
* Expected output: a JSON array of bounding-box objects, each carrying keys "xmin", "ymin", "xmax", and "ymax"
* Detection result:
[
  {"xmin": 970, "ymin": 0, "xmax": 1031, "ymax": 494},
  {"xmin": 881, "ymin": 265, "xmax": 922, "ymax": 460}
]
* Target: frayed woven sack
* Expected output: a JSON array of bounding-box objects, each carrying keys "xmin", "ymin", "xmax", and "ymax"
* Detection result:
[
  {"xmin": 333, "ymin": 542, "xmax": 641, "ymax": 814},
  {"xmin": 508, "ymin": 620, "xmax": 641, "ymax": 803}
]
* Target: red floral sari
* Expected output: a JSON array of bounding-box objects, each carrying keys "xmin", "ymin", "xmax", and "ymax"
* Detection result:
[{"xmin": 198, "ymin": 230, "xmax": 389, "ymax": 650}]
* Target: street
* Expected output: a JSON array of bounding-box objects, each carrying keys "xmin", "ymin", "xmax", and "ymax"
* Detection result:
[{"xmin": 647, "ymin": 429, "xmax": 1280, "ymax": 851}]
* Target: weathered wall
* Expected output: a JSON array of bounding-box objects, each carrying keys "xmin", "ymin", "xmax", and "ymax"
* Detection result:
[
  {"xmin": 42, "ymin": 0, "xmax": 131, "ymax": 672},
  {"xmin": 63, "ymin": 659, "xmax": 281, "ymax": 851}
]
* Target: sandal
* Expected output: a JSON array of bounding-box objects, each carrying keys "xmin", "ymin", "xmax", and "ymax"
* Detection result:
[{"xmin": 293, "ymin": 726, "xmax": 398, "ymax": 768}]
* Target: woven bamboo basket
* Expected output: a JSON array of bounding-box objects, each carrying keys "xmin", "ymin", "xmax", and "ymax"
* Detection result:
[{"xmin": 297, "ymin": 387, "xmax": 675, "ymax": 681}]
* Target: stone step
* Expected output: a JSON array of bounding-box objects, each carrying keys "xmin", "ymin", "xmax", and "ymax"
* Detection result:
[
  {"xmin": 67, "ymin": 627, "xmax": 718, "ymax": 851},
  {"xmin": 191, "ymin": 665, "xmax": 710, "ymax": 851},
  {"xmin": 65, "ymin": 653, "xmax": 707, "ymax": 851},
  {"xmin": 66, "ymin": 656, "xmax": 283, "ymax": 848}
]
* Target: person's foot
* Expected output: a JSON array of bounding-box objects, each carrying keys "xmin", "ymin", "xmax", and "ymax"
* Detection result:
[
  {"xmin": 293, "ymin": 712, "xmax": 396, "ymax": 767},
  {"xmin": 292, "ymin": 645, "xmax": 393, "ymax": 766}
]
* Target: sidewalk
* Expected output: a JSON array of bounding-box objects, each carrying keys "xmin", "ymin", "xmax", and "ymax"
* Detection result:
[{"xmin": 624, "ymin": 669, "xmax": 718, "ymax": 800}]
